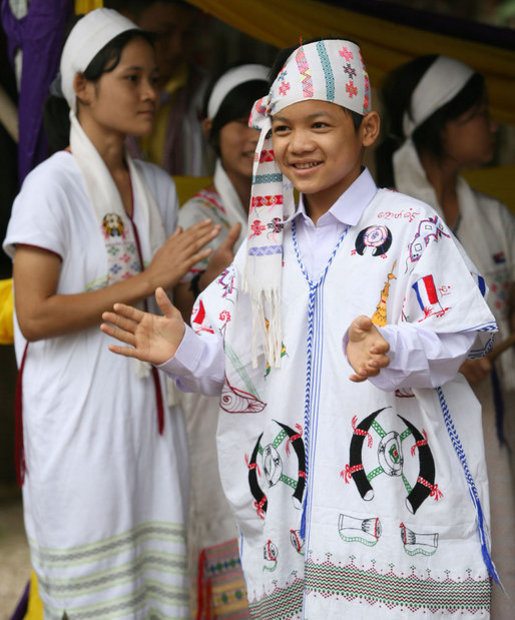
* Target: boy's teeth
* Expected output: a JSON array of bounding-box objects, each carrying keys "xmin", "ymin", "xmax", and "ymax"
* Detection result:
[{"xmin": 295, "ymin": 162, "xmax": 318, "ymax": 169}]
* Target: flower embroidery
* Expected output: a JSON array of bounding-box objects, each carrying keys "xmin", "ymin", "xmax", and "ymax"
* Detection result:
[
  {"xmin": 343, "ymin": 63, "xmax": 356, "ymax": 78},
  {"xmin": 339, "ymin": 46, "xmax": 353, "ymax": 61},
  {"xmin": 250, "ymin": 219, "xmax": 266, "ymax": 237},
  {"xmin": 279, "ymin": 81, "xmax": 290, "ymax": 96},
  {"xmin": 346, "ymin": 81, "xmax": 358, "ymax": 98}
]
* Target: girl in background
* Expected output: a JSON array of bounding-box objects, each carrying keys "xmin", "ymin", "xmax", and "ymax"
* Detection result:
[
  {"xmin": 174, "ymin": 64, "xmax": 269, "ymax": 618},
  {"xmin": 376, "ymin": 54, "xmax": 515, "ymax": 618}
]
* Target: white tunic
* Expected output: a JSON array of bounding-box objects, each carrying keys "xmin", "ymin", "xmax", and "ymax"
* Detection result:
[
  {"xmin": 4, "ymin": 152, "xmax": 190, "ymax": 619},
  {"xmin": 167, "ymin": 185, "xmax": 497, "ymax": 618}
]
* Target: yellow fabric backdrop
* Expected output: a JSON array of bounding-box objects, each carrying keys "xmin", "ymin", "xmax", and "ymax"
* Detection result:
[{"xmin": 187, "ymin": 0, "xmax": 515, "ymax": 127}]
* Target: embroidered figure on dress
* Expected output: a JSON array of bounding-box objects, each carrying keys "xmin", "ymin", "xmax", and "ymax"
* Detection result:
[
  {"xmin": 220, "ymin": 376, "xmax": 267, "ymax": 414},
  {"xmin": 191, "ymin": 299, "xmax": 215, "ymax": 334},
  {"xmin": 338, "ymin": 513, "xmax": 382, "ymax": 547},
  {"xmin": 412, "ymin": 274, "xmax": 450, "ymax": 320},
  {"xmin": 354, "ymin": 225, "xmax": 392, "ymax": 257},
  {"xmin": 247, "ymin": 421, "xmax": 306, "ymax": 519},
  {"xmin": 102, "ymin": 213, "xmax": 124, "ymax": 238},
  {"xmin": 342, "ymin": 408, "xmax": 443, "ymax": 515},
  {"xmin": 399, "ymin": 522, "xmax": 439, "ymax": 556},
  {"xmin": 290, "ymin": 529, "xmax": 305, "ymax": 553},
  {"xmin": 372, "ymin": 261, "xmax": 397, "ymax": 327},
  {"xmin": 263, "ymin": 539, "xmax": 279, "ymax": 572},
  {"xmin": 408, "ymin": 215, "xmax": 450, "ymax": 264}
]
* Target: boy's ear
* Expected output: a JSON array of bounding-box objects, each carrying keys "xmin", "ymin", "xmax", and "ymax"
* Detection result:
[
  {"xmin": 73, "ymin": 73, "xmax": 93, "ymax": 107},
  {"xmin": 360, "ymin": 111, "xmax": 380, "ymax": 147}
]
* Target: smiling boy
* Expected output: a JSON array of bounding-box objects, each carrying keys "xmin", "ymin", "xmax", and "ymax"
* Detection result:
[{"xmin": 102, "ymin": 40, "xmax": 499, "ymax": 618}]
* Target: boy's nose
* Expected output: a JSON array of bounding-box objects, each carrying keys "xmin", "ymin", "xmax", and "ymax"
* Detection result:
[{"xmin": 289, "ymin": 129, "xmax": 315, "ymax": 153}]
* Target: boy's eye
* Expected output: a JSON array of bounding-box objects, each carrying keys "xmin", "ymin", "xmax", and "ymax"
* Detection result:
[
  {"xmin": 150, "ymin": 76, "xmax": 159, "ymax": 87},
  {"xmin": 312, "ymin": 121, "xmax": 329, "ymax": 129},
  {"xmin": 125, "ymin": 74, "xmax": 138, "ymax": 82},
  {"xmin": 273, "ymin": 125, "xmax": 290, "ymax": 134}
]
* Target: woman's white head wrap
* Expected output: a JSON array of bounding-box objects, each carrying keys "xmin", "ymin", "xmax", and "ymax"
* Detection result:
[
  {"xmin": 207, "ymin": 64, "xmax": 270, "ymax": 120},
  {"xmin": 60, "ymin": 8, "xmax": 140, "ymax": 112},
  {"xmin": 393, "ymin": 56, "xmax": 476, "ymax": 216},
  {"xmin": 243, "ymin": 39, "xmax": 371, "ymax": 367},
  {"xmin": 402, "ymin": 55, "xmax": 475, "ymax": 139}
]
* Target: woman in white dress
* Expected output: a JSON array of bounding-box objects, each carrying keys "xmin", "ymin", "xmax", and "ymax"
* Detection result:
[{"xmin": 3, "ymin": 9, "xmax": 219, "ymax": 619}]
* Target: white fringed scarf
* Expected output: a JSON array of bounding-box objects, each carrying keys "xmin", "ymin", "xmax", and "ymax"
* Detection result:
[{"xmin": 244, "ymin": 39, "xmax": 372, "ymax": 367}]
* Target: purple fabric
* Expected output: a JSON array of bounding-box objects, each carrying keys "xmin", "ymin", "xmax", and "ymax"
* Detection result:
[
  {"xmin": 9, "ymin": 579, "xmax": 29, "ymax": 620},
  {"xmin": 1, "ymin": 0, "xmax": 73, "ymax": 185}
]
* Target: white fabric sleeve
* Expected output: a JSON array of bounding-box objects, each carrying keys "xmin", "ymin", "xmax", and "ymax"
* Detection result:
[
  {"xmin": 157, "ymin": 324, "xmax": 225, "ymax": 396},
  {"xmin": 343, "ymin": 323, "xmax": 476, "ymax": 391}
]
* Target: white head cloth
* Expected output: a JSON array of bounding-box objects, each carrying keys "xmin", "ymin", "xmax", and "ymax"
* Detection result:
[
  {"xmin": 244, "ymin": 39, "xmax": 371, "ymax": 367},
  {"xmin": 402, "ymin": 55, "xmax": 474, "ymax": 139},
  {"xmin": 394, "ymin": 56, "xmax": 476, "ymax": 220},
  {"xmin": 207, "ymin": 64, "xmax": 270, "ymax": 119},
  {"xmin": 60, "ymin": 8, "xmax": 139, "ymax": 112}
]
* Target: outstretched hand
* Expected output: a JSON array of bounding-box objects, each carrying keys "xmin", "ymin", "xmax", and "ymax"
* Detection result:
[
  {"xmin": 346, "ymin": 315, "xmax": 390, "ymax": 382},
  {"xmin": 101, "ymin": 287, "xmax": 185, "ymax": 365}
]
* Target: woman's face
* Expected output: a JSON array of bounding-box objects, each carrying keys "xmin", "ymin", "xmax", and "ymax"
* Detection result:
[
  {"xmin": 219, "ymin": 118, "xmax": 260, "ymax": 181},
  {"xmin": 81, "ymin": 37, "xmax": 159, "ymax": 138},
  {"xmin": 441, "ymin": 101, "xmax": 498, "ymax": 169}
]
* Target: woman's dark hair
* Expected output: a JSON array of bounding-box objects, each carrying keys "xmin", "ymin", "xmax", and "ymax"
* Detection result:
[
  {"xmin": 43, "ymin": 27, "xmax": 155, "ymax": 153},
  {"xmin": 82, "ymin": 29, "xmax": 155, "ymax": 82},
  {"xmin": 375, "ymin": 55, "xmax": 486, "ymax": 187},
  {"xmin": 268, "ymin": 38, "xmax": 364, "ymax": 132},
  {"xmin": 205, "ymin": 75, "xmax": 268, "ymax": 156}
]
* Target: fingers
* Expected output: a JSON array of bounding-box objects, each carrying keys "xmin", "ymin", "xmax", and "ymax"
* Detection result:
[
  {"xmin": 222, "ymin": 222, "xmax": 242, "ymax": 251},
  {"xmin": 107, "ymin": 343, "xmax": 139, "ymax": 358},
  {"xmin": 101, "ymin": 322, "xmax": 136, "ymax": 347},
  {"xmin": 155, "ymin": 286, "xmax": 176, "ymax": 318},
  {"xmin": 101, "ymin": 309, "xmax": 139, "ymax": 334}
]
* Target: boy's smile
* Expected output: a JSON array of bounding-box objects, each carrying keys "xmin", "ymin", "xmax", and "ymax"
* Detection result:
[{"xmin": 271, "ymin": 100, "xmax": 379, "ymax": 221}]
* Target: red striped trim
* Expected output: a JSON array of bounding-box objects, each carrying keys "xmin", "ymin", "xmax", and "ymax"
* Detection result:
[
  {"xmin": 127, "ymin": 179, "xmax": 164, "ymax": 434},
  {"xmin": 15, "ymin": 342, "xmax": 29, "ymax": 486}
]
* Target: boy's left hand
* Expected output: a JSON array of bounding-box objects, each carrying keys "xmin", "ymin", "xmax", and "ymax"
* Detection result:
[{"xmin": 347, "ymin": 315, "xmax": 390, "ymax": 382}]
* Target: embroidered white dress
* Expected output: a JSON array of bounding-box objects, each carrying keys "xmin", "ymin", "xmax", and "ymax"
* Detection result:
[
  {"xmin": 188, "ymin": 188, "xmax": 497, "ymax": 618},
  {"xmin": 4, "ymin": 151, "xmax": 190, "ymax": 619}
]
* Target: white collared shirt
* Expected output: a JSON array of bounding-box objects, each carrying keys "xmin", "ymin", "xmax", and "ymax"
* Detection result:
[{"xmin": 162, "ymin": 168, "xmax": 476, "ymax": 394}]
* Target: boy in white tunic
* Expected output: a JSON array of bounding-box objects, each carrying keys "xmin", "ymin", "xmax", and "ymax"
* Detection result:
[{"xmin": 102, "ymin": 39, "xmax": 499, "ymax": 618}]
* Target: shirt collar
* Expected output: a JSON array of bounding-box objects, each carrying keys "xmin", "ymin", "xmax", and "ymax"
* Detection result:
[{"xmin": 286, "ymin": 167, "xmax": 377, "ymax": 226}]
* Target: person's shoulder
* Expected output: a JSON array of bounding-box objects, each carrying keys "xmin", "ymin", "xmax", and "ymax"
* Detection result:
[
  {"xmin": 371, "ymin": 187, "xmax": 439, "ymax": 221},
  {"xmin": 18, "ymin": 151, "xmax": 82, "ymax": 197},
  {"xmin": 132, "ymin": 158, "xmax": 176, "ymax": 191},
  {"xmin": 470, "ymin": 186, "xmax": 513, "ymax": 220}
]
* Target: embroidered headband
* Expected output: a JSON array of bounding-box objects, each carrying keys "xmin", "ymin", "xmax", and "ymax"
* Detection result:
[
  {"xmin": 60, "ymin": 8, "xmax": 140, "ymax": 112},
  {"xmin": 402, "ymin": 56, "xmax": 475, "ymax": 138},
  {"xmin": 207, "ymin": 64, "xmax": 270, "ymax": 120},
  {"xmin": 243, "ymin": 39, "xmax": 371, "ymax": 367}
]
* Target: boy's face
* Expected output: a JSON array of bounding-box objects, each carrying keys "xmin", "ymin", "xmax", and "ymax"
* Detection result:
[{"xmin": 271, "ymin": 100, "xmax": 378, "ymax": 211}]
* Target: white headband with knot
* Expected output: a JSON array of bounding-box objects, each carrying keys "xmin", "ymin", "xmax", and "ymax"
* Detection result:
[
  {"xmin": 60, "ymin": 8, "xmax": 139, "ymax": 112},
  {"xmin": 402, "ymin": 55, "xmax": 474, "ymax": 138},
  {"xmin": 207, "ymin": 64, "xmax": 270, "ymax": 120},
  {"xmin": 243, "ymin": 39, "xmax": 371, "ymax": 368}
]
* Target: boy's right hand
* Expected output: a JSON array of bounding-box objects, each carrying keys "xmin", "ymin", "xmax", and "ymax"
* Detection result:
[
  {"xmin": 101, "ymin": 287, "xmax": 184, "ymax": 365},
  {"xmin": 145, "ymin": 219, "xmax": 221, "ymax": 292},
  {"xmin": 347, "ymin": 315, "xmax": 391, "ymax": 382}
]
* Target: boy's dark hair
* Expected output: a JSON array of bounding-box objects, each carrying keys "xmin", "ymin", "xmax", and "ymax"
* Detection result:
[
  {"xmin": 268, "ymin": 38, "xmax": 364, "ymax": 132},
  {"xmin": 204, "ymin": 72, "xmax": 268, "ymax": 156},
  {"xmin": 375, "ymin": 54, "xmax": 486, "ymax": 187}
]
